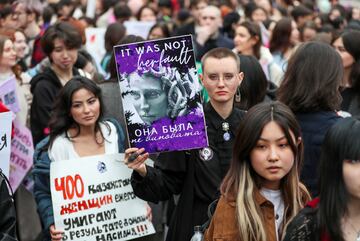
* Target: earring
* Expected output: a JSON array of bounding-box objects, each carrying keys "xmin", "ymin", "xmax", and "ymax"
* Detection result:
[{"xmin": 235, "ymin": 87, "xmax": 241, "ymax": 103}]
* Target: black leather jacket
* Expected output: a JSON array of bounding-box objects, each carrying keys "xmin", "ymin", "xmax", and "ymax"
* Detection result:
[{"xmin": 0, "ymin": 172, "xmax": 17, "ymax": 241}]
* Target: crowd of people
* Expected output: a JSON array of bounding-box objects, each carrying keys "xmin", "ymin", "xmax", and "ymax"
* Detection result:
[{"xmin": 0, "ymin": 0, "xmax": 360, "ymax": 240}]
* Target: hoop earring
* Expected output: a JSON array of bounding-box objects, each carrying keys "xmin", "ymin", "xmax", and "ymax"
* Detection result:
[{"xmin": 235, "ymin": 87, "xmax": 241, "ymax": 103}]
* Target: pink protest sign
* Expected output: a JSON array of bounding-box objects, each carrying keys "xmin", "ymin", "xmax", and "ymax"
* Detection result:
[
  {"xmin": 9, "ymin": 121, "xmax": 34, "ymax": 191},
  {"xmin": 0, "ymin": 76, "xmax": 20, "ymax": 113}
]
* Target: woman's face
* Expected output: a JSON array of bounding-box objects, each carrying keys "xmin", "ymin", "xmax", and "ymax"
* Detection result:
[
  {"xmin": 0, "ymin": 39, "xmax": 16, "ymax": 69},
  {"xmin": 234, "ymin": 26, "xmax": 257, "ymax": 55},
  {"xmin": 70, "ymin": 88, "xmax": 100, "ymax": 128},
  {"xmin": 250, "ymin": 121, "xmax": 296, "ymax": 190},
  {"xmin": 333, "ymin": 37, "xmax": 355, "ymax": 69},
  {"xmin": 14, "ymin": 31, "xmax": 27, "ymax": 59},
  {"xmin": 140, "ymin": 7, "xmax": 156, "ymax": 22},
  {"xmin": 343, "ymin": 159, "xmax": 360, "ymax": 200},
  {"xmin": 290, "ymin": 21, "xmax": 300, "ymax": 45},
  {"xmin": 201, "ymin": 56, "xmax": 243, "ymax": 106},
  {"xmin": 148, "ymin": 27, "xmax": 165, "ymax": 40},
  {"xmin": 128, "ymin": 72, "xmax": 168, "ymax": 124},
  {"xmin": 50, "ymin": 38, "xmax": 78, "ymax": 71},
  {"xmin": 302, "ymin": 27, "xmax": 317, "ymax": 42},
  {"xmin": 251, "ymin": 8, "xmax": 267, "ymax": 23}
]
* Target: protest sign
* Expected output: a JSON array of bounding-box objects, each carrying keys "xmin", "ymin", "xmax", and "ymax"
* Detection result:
[
  {"xmin": 0, "ymin": 111, "xmax": 12, "ymax": 178},
  {"xmin": 9, "ymin": 121, "xmax": 34, "ymax": 191},
  {"xmin": 0, "ymin": 76, "xmax": 20, "ymax": 113},
  {"xmin": 50, "ymin": 153, "xmax": 155, "ymax": 241},
  {"xmin": 114, "ymin": 35, "xmax": 208, "ymax": 153},
  {"xmin": 123, "ymin": 21, "xmax": 155, "ymax": 39}
]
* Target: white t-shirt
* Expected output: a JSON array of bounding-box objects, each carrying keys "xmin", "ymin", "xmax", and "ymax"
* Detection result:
[
  {"xmin": 49, "ymin": 121, "xmax": 118, "ymax": 162},
  {"xmin": 260, "ymin": 188, "xmax": 285, "ymax": 241}
]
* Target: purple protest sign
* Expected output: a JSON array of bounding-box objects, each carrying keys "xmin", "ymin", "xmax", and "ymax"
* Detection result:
[
  {"xmin": 0, "ymin": 76, "xmax": 20, "ymax": 113},
  {"xmin": 114, "ymin": 35, "xmax": 208, "ymax": 153},
  {"xmin": 9, "ymin": 121, "xmax": 34, "ymax": 191}
]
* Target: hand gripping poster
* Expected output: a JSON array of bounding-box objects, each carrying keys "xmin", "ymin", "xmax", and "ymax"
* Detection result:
[
  {"xmin": 114, "ymin": 35, "xmax": 208, "ymax": 153},
  {"xmin": 50, "ymin": 153, "xmax": 155, "ymax": 241}
]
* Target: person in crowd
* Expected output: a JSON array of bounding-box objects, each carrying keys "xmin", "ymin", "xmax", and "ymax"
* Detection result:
[
  {"xmin": 147, "ymin": 22, "xmax": 171, "ymax": 40},
  {"xmin": 194, "ymin": 5, "xmax": 234, "ymax": 61},
  {"xmin": 277, "ymin": 41, "xmax": 342, "ymax": 196},
  {"xmin": 30, "ymin": 21, "xmax": 83, "ymax": 145},
  {"xmin": 333, "ymin": 30, "xmax": 360, "ymax": 118},
  {"xmin": 12, "ymin": 0, "xmax": 43, "ymax": 41},
  {"xmin": 99, "ymin": 35, "xmax": 166, "ymax": 241},
  {"xmin": 0, "ymin": 33, "xmax": 31, "ymax": 126},
  {"xmin": 269, "ymin": 17, "xmax": 300, "ymax": 71},
  {"xmin": 113, "ymin": 2, "xmax": 132, "ymax": 23},
  {"xmin": 221, "ymin": 11, "xmax": 241, "ymax": 39},
  {"xmin": 33, "ymin": 76, "xmax": 126, "ymax": 241},
  {"xmin": 172, "ymin": 0, "xmax": 208, "ymax": 36},
  {"xmin": 124, "ymin": 47, "xmax": 245, "ymax": 241},
  {"xmin": 13, "ymin": 30, "xmax": 29, "ymax": 72},
  {"xmin": 291, "ymin": 5, "xmax": 314, "ymax": 29},
  {"xmin": 299, "ymin": 21, "xmax": 317, "ymax": 42},
  {"xmin": 233, "ymin": 21, "xmax": 283, "ymax": 85},
  {"xmin": 100, "ymin": 22, "xmax": 126, "ymax": 73},
  {"xmin": 249, "ymin": 5, "xmax": 268, "ymax": 24},
  {"xmin": 234, "ymin": 55, "xmax": 276, "ymax": 110},
  {"xmin": 283, "ymin": 117, "xmax": 360, "ymax": 241},
  {"xmin": 0, "ymin": 169, "xmax": 17, "ymax": 241},
  {"xmin": 137, "ymin": 5, "xmax": 157, "ymax": 22},
  {"xmin": 204, "ymin": 101, "xmax": 311, "ymax": 241},
  {"xmin": 0, "ymin": 5, "xmax": 18, "ymax": 29},
  {"xmin": 100, "ymin": 35, "xmax": 145, "ymax": 143}
]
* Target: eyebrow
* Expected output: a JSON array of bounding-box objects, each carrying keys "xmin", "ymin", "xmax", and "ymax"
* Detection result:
[
  {"xmin": 258, "ymin": 136, "xmax": 287, "ymax": 142},
  {"xmin": 72, "ymin": 97, "xmax": 96, "ymax": 104}
]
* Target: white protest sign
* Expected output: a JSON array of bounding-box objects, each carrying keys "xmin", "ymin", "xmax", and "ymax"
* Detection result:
[
  {"xmin": 0, "ymin": 76, "xmax": 20, "ymax": 113},
  {"xmin": 50, "ymin": 153, "xmax": 155, "ymax": 241},
  {"xmin": 0, "ymin": 111, "xmax": 12, "ymax": 178},
  {"xmin": 9, "ymin": 121, "xmax": 34, "ymax": 191},
  {"xmin": 123, "ymin": 21, "xmax": 155, "ymax": 39}
]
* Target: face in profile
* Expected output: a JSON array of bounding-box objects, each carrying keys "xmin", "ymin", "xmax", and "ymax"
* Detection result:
[{"xmin": 127, "ymin": 72, "xmax": 168, "ymax": 125}]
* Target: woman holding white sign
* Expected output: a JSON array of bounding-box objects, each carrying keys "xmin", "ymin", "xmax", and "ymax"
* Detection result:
[{"xmin": 33, "ymin": 76, "xmax": 126, "ymax": 241}]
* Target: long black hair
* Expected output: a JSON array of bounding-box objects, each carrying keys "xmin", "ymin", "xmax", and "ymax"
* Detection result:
[
  {"xmin": 318, "ymin": 117, "xmax": 360, "ymax": 241},
  {"xmin": 48, "ymin": 76, "xmax": 108, "ymax": 148},
  {"xmin": 234, "ymin": 55, "xmax": 268, "ymax": 110}
]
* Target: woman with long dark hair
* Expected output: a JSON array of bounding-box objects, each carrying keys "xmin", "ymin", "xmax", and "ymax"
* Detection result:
[
  {"xmin": 233, "ymin": 21, "xmax": 283, "ymax": 85},
  {"xmin": 277, "ymin": 41, "xmax": 342, "ymax": 197},
  {"xmin": 333, "ymin": 30, "xmax": 360, "ymax": 118},
  {"xmin": 205, "ymin": 101, "xmax": 310, "ymax": 241},
  {"xmin": 269, "ymin": 17, "xmax": 300, "ymax": 71},
  {"xmin": 283, "ymin": 117, "xmax": 360, "ymax": 241},
  {"xmin": 33, "ymin": 76, "xmax": 125, "ymax": 240}
]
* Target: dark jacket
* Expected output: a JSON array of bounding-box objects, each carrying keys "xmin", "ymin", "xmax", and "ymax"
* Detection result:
[
  {"xmin": 0, "ymin": 172, "xmax": 17, "ymax": 241},
  {"xmin": 30, "ymin": 67, "xmax": 81, "ymax": 145},
  {"xmin": 32, "ymin": 118, "xmax": 125, "ymax": 240},
  {"xmin": 296, "ymin": 112, "xmax": 341, "ymax": 197},
  {"xmin": 341, "ymin": 87, "xmax": 360, "ymax": 119},
  {"xmin": 131, "ymin": 103, "xmax": 245, "ymax": 241},
  {"xmin": 283, "ymin": 198, "xmax": 332, "ymax": 241},
  {"xmin": 194, "ymin": 34, "xmax": 234, "ymax": 61}
]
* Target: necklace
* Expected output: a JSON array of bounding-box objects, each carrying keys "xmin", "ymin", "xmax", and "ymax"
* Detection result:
[{"xmin": 347, "ymin": 219, "xmax": 360, "ymax": 241}]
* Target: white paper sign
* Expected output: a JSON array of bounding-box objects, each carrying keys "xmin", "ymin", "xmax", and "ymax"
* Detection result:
[
  {"xmin": 50, "ymin": 153, "xmax": 155, "ymax": 241},
  {"xmin": 0, "ymin": 111, "xmax": 12, "ymax": 178},
  {"xmin": 123, "ymin": 21, "xmax": 155, "ymax": 39}
]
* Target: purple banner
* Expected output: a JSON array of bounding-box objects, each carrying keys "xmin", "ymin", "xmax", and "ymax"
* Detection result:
[{"xmin": 114, "ymin": 35, "xmax": 208, "ymax": 153}]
